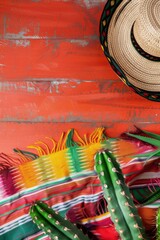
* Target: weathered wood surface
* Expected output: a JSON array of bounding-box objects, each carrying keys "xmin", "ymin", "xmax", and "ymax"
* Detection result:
[{"xmin": 0, "ymin": 0, "xmax": 160, "ymax": 154}]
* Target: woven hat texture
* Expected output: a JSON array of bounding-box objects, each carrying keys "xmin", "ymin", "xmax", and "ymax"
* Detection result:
[{"xmin": 100, "ymin": 0, "xmax": 160, "ymax": 101}]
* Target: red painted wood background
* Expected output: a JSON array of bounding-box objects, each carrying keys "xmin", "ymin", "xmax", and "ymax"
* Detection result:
[{"xmin": 0, "ymin": 0, "xmax": 160, "ymax": 154}]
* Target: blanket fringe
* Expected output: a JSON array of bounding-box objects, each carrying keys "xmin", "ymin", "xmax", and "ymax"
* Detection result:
[
  {"xmin": 0, "ymin": 152, "xmax": 31, "ymax": 172},
  {"xmin": 0, "ymin": 128, "xmax": 106, "ymax": 171},
  {"xmin": 28, "ymin": 128, "xmax": 106, "ymax": 157}
]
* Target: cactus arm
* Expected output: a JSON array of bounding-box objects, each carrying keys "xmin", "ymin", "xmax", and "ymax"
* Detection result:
[
  {"xmin": 30, "ymin": 205, "xmax": 68, "ymax": 240},
  {"xmin": 95, "ymin": 152, "xmax": 132, "ymax": 240},
  {"xmin": 30, "ymin": 201, "xmax": 90, "ymax": 240},
  {"xmin": 95, "ymin": 151, "xmax": 147, "ymax": 240},
  {"xmin": 36, "ymin": 201, "xmax": 89, "ymax": 240},
  {"xmin": 157, "ymin": 208, "xmax": 160, "ymax": 240},
  {"xmin": 103, "ymin": 151, "xmax": 145, "ymax": 238}
]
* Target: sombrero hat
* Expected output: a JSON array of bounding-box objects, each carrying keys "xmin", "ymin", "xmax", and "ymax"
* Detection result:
[{"xmin": 100, "ymin": 0, "xmax": 160, "ymax": 101}]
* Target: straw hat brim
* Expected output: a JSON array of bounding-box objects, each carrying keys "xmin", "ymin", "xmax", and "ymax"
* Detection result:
[{"xmin": 100, "ymin": 0, "xmax": 160, "ymax": 101}]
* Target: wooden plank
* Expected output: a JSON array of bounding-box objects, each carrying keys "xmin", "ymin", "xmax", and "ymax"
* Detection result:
[
  {"xmin": 0, "ymin": 39, "xmax": 116, "ymax": 81},
  {"xmin": 0, "ymin": 0, "xmax": 105, "ymax": 39},
  {"xmin": 0, "ymin": 79, "xmax": 129, "ymax": 95},
  {"xmin": 0, "ymin": 86, "xmax": 160, "ymax": 124},
  {"xmin": 1, "ymin": 122, "xmax": 160, "ymax": 154}
]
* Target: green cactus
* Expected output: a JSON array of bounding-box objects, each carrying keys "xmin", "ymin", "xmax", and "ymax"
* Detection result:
[
  {"xmin": 30, "ymin": 201, "xmax": 89, "ymax": 240},
  {"xmin": 95, "ymin": 150, "xmax": 147, "ymax": 240}
]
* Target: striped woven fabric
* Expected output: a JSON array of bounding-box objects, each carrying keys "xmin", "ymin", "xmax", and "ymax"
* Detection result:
[
  {"xmin": 0, "ymin": 128, "xmax": 159, "ymax": 239},
  {"xmin": 0, "ymin": 128, "xmax": 107, "ymax": 198},
  {"xmin": 0, "ymin": 128, "xmax": 108, "ymax": 239},
  {"xmin": 0, "ymin": 174, "xmax": 103, "ymax": 239}
]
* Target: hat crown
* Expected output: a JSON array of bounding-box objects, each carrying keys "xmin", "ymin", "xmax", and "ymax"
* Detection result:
[{"xmin": 133, "ymin": 0, "xmax": 160, "ymax": 57}]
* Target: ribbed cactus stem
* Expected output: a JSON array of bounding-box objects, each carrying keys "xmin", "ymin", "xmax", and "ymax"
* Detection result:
[
  {"xmin": 30, "ymin": 201, "xmax": 89, "ymax": 240},
  {"xmin": 95, "ymin": 150, "xmax": 147, "ymax": 240}
]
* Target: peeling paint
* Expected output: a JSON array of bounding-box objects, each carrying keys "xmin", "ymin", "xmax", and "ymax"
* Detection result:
[
  {"xmin": 12, "ymin": 39, "xmax": 30, "ymax": 47},
  {"xmin": 0, "ymin": 79, "xmax": 97, "ymax": 94},
  {"xmin": 0, "ymin": 82, "xmax": 37, "ymax": 93},
  {"xmin": 4, "ymin": 35, "xmax": 98, "ymax": 41},
  {"xmin": 79, "ymin": 0, "xmax": 106, "ymax": 8},
  {"xmin": 4, "ymin": 29, "xmax": 29, "ymax": 39},
  {"xmin": 60, "ymin": 0, "xmax": 106, "ymax": 9},
  {"xmin": 0, "ymin": 79, "xmax": 71, "ymax": 93},
  {"xmin": 70, "ymin": 39, "xmax": 89, "ymax": 47},
  {"xmin": 0, "ymin": 116, "xmax": 45, "ymax": 123},
  {"xmin": 50, "ymin": 80, "xmax": 68, "ymax": 93},
  {"xmin": 33, "ymin": 79, "xmax": 82, "ymax": 94},
  {"xmin": 5, "ymin": 34, "xmax": 44, "ymax": 39}
]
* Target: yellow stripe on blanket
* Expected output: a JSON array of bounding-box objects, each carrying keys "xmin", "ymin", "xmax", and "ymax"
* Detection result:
[{"xmin": 9, "ymin": 128, "xmax": 108, "ymax": 190}]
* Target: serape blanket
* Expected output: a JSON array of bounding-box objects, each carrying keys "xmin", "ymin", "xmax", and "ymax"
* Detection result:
[{"xmin": 0, "ymin": 128, "xmax": 159, "ymax": 240}]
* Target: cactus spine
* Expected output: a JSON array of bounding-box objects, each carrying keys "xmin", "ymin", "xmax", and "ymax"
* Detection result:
[
  {"xmin": 30, "ymin": 201, "xmax": 89, "ymax": 240},
  {"xmin": 95, "ymin": 150, "xmax": 147, "ymax": 240}
]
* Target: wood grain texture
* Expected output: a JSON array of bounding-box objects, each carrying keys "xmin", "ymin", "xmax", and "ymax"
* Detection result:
[
  {"xmin": 0, "ymin": 0, "xmax": 160, "ymax": 154},
  {"xmin": 0, "ymin": 86, "xmax": 159, "ymax": 123},
  {"xmin": 0, "ymin": 39, "xmax": 116, "ymax": 81},
  {"xmin": 1, "ymin": 0, "xmax": 105, "ymax": 39}
]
